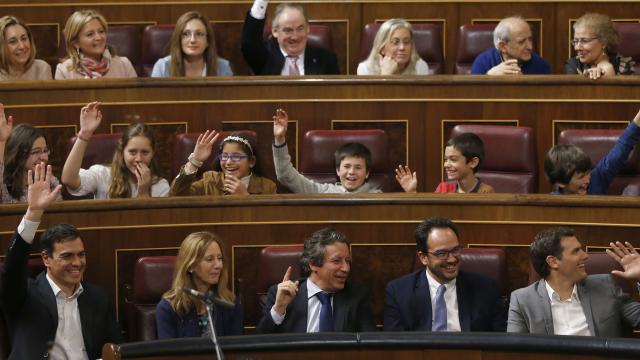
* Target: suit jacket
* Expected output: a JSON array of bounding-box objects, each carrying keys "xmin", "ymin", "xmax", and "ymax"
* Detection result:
[
  {"xmin": 241, "ymin": 12, "xmax": 340, "ymax": 76},
  {"xmin": 156, "ymin": 297, "xmax": 243, "ymax": 339},
  {"xmin": 256, "ymin": 278, "xmax": 375, "ymax": 333},
  {"xmin": 508, "ymin": 275, "xmax": 640, "ymax": 337},
  {"xmin": 384, "ymin": 270, "xmax": 506, "ymax": 332},
  {"xmin": 0, "ymin": 233, "xmax": 122, "ymax": 359}
]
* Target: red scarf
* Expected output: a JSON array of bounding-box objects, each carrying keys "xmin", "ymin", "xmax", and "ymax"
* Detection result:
[{"xmin": 78, "ymin": 49, "xmax": 111, "ymax": 78}]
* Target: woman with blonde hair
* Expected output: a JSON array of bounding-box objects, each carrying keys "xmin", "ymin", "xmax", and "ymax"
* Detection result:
[
  {"xmin": 0, "ymin": 16, "xmax": 52, "ymax": 80},
  {"xmin": 55, "ymin": 9, "xmax": 137, "ymax": 79},
  {"xmin": 357, "ymin": 18, "xmax": 429, "ymax": 75},
  {"xmin": 565, "ymin": 13, "xmax": 634, "ymax": 79},
  {"xmin": 156, "ymin": 231, "xmax": 243, "ymax": 338},
  {"xmin": 61, "ymin": 102, "xmax": 169, "ymax": 198},
  {"xmin": 152, "ymin": 11, "xmax": 232, "ymax": 77}
]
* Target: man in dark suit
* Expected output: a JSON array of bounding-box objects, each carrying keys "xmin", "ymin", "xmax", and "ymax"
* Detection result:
[
  {"xmin": 0, "ymin": 163, "xmax": 122, "ymax": 359},
  {"xmin": 508, "ymin": 227, "xmax": 640, "ymax": 336},
  {"xmin": 241, "ymin": 0, "xmax": 340, "ymax": 75},
  {"xmin": 256, "ymin": 228, "xmax": 375, "ymax": 333},
  {"xmin": 384, "ymin": 217, "xmax": 506, "ymax": 332}
]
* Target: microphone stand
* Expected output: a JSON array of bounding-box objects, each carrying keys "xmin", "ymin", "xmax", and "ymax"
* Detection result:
[{"xmin": 203, "ymin": 297, "xmax": 224, "ymax": 360}]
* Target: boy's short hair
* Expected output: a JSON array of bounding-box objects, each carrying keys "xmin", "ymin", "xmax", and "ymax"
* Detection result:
[
  {"xmin": 334, "ymin": 142, "xmax": 372, "ymax": 170},
  {"xmin": 40, "ymin": 224, "xmax": 82, "ymax": 256},
  {"xmin": 544, "ymin": 144, "xmax": 592, "ymax": 185},
  {"xmin": 447, "ymin": 133, "xmax": 485, "ymax": 173}
]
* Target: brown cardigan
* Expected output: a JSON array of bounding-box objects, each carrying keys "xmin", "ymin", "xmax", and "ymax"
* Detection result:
[{"xmin": 170, "ymin": 166, "xmax": 277, "ymax": 196}]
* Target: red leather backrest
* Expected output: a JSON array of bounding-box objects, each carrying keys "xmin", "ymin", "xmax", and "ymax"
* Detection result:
[
  {"xmin": 67, "ymin": 133, "xmax": 120, "ymax": 169},
  {"xmin": 132, "ymin": 256, "xmax": 176, "ymax": 304},
  {"xmin": 612, "ymin": 23, "xmax": 640, "ymax": 74},
  {"xmin": 456, "ymin": 23, "xmax": 496, "ymax": 74},
  {"xmin": 450, "ymin": 125, "xmax": 537, "ymax": 193}
]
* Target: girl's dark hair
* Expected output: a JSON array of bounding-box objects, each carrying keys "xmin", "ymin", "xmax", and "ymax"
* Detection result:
[
  {"xmin": 4, "ymin": 124, "xmax": 44, "ymax": 200},
  {"xmin": 214, "ymin": 132, "xmax": 261, "ymax": 176}
]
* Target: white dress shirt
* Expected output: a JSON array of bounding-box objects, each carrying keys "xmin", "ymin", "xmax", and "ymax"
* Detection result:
[
  {"xmin": 544, "ymin": 280, "xmax": 592, "ymax": 336},
  {"xmin": 280, "ymin": 49, "xmax": 306, "ymax": 75},
  {"xmin": 426, "ymin": 270, "xmax": 461, "ymax": 331},
  {"xmin": 269, "ymin": 278, "xmax": 331, "ymax": 332},
  {"xmin": 46, "ymin": 275, "xmax": 89, "ymax": 360}
]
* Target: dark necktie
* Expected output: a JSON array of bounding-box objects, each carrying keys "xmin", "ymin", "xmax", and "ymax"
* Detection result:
[
  {"xmin": 316, "ymin": 291, "xmax": 334, "ymax": 332},
  {"xmin": 432, "ymin": 284, "xmax": 447, "ymax": 331}
]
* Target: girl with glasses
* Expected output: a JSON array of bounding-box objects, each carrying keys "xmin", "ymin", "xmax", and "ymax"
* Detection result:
[
  {"xmin": 61, "ymin": 102, "xmax": 170, "ymax": 199},
  {"xmin": 151, "ymin": 11, "xmax": 233, "ymax": 77},
  {"xmin": 0, "ymin": 104, "xmax": 62, "ymax": 203},
  {"xmin": 565, "ymin": 13, "xmax": 634, "ymax": 79},
  {"xmin": 171, "ymin": 131, "xmax": 276, "ymax": 196}
]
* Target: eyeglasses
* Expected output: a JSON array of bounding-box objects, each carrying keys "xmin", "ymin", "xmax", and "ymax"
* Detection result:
[
  {"xmin": 181, "ymin": 31, "xmax": 207, "ymax": 40},
  {"xmin": 571, "ymin": 37, "xmax": 598, "ymax": 46},
  {"xmin": 29, "ymin": 148, "xmax": 50, "ymax": 157},
  {"xmin": 426, "ymin": 245, "xmax": 462, "ymax": 260},
  {"xmin": 220, "ymin": 152, "xmax": 249, "ymax": 162}
]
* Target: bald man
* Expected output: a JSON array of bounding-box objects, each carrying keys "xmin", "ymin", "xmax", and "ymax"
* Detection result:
[{"xmin": 471, "ymin": 16, "xmax": 550, "ymax": 75}]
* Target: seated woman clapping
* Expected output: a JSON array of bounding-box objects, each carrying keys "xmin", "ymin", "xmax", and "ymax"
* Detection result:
[
  {"xmin": 357, "ymin": 18, "xmax": 429, "ymax": 75},
  {"xmin": 156, "ymin": 231, "xmax": 243, "ymax": 338},
  {"xmin": 171, "ymin": 131, "xmax": 276, "ymax": 196},
  {"xmin": 61, "ymin": 102, "xmax": 169, "ymax": 199},
  {"xmin": 0, "ymin": 16, "xmax": 52, "ymax": 80},
  {"xmin": 151, "ymin": 11, "xmax": 232, "ymax": 77}
]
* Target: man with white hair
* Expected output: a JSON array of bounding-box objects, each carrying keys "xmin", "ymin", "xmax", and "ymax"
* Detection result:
[{"xmin": 471, "ymin": 16, "xmax": 550, "ymax": 75}]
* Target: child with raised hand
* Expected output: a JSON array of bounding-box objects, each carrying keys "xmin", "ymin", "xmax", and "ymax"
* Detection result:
[
  {"xmin": 171, "ymin": 130, "xmax": 276, "ymax": 196},
  {"xmin": 0, "ymin": 103, "xmax": 62, "ymax": 203},
  {"xmin": 435, "ymin": 132, "xmax": 495, "ymax": 193},
  {"xmin": 61, "ymin": 102, "xmax": 169, "ymax": 199},
  {"xmin": 545, "ymin": 109, "xmax": 640, "ymax": 195},
  {"xmin": 273, "ymin": 108, "xmax": 416, "ymax": 193}
]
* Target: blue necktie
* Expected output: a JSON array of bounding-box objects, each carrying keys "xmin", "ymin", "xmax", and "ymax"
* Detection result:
[
  {"xmin": 432, "ymin": 284, "xmax": 447, "ymax": 331},
  {"xmin": 316, "ymin": 292, "xmax": 334, "ymax": 332}
]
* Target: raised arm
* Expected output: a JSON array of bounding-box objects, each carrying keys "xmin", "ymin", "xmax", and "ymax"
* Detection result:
[
  {"xmin": 395, "ymin": 165, "xmax": 417, "ymax": 193},
  {"xmin": 607, "ymin": 241, "xmax": 640, "ymax": 282},
  {"xmin": 273, "ymin": 108, "xmax": 288, "ymax": 146},
  {"xmin": 61, "ymin": 102, "xmax": 102, "ymax": 190}
]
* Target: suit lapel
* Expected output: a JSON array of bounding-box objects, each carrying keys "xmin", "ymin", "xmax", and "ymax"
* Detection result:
[
  {"xmin": 303, "ymin": 46, "xmax": 319, "ymax": 75},
  {"xmin": 78, "ymin": 288, "xmax": 93, "ymax": 353},
  {"xmin": 536, "ymin": 280, "xmax": 555, "ymax": 334},
  {"xmin": 577, "ymin": 281, "xmax": 596, "ymax": 336},
  {"xmin": 333, "ymin": 286, "xmax": 349, "ymax": 331},
  {"xmin": 411, "ymin": 270, "xmax": 431, "ymax": 330},
  {"xmin": 35, "ymin": 273, "xmax": 58, "ymax": 328},
  {"xmin": 291, "ymin": 280, "xmax": 309, "ymax": 332},
  {"xmin": 456, "ymin": 274, "xmax": 471, "ymax": 331}
]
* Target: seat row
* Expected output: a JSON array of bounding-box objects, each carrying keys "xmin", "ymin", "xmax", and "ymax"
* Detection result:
[
  {"xmin": 74, "ymin": 124, "xmax": 640, "ymax": 195},
  {"xmin": 68, "ymin": 21, "xmax": 640, "ymax": 76}
]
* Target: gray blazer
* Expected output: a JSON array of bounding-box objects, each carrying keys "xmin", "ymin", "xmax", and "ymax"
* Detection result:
[{"xmin": 508, "ymin": 275, "xmax": 640, "ymax": 337}]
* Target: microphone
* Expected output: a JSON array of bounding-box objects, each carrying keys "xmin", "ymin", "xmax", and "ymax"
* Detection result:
[{"xmin": 181, "ymin": 287, "xmax": 236, "ymax": 309}]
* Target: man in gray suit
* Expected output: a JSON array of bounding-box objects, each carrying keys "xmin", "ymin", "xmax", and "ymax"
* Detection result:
[
  {"xmin": 507, "ymin": 227, "xmax": 640, "ymax": 337},
  {"xmin": 508, "ymin": 227, "xmax": 640, "ymax": 337}
]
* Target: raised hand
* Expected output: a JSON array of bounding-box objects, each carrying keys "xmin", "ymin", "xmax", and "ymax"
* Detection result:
[
  {"xmin": 487, "ymin": 59, "xmax": 522, "ymax": 75},
  {"xmin": 0, "ymin": 103, "xmax": 14, "ymax": 143},
  {"xmin": 134, "ymin": 162, "xmax": 152, "ymax": 197},
  {"xmin": 25, "ymin": 162, "xmax": 62, "ymax": 221},
  {"xmin": 193, "ymin": 130, "xmax": 219, "ymax": 163},
  {"xmin": 78, "ymin": 101, "xmax": 102, "ymax": 139},
  {"xmin": 273, "ymin": 108, "xmax": 288, "ymax": 146},
  {"xmin": 223, "ymin": 174, "xmax": 249, "ymax": 195},
  {"xmin": 395, "ymin": 165, "xmax": 417, "ymax": 193},
  {"xmin": 273, "ymin": 266, "xmax": 299, "ymax": 316},
  {"xmin": 606, "ymin": 241, "xmax": 640, "ymax": 281}
]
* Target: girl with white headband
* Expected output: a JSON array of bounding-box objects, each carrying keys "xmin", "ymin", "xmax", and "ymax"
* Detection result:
[{"xmin": 171, "ymin": 131, "xmax": 276, "ymax": 196}]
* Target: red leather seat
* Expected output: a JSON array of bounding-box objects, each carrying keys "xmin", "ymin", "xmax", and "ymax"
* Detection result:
[
  {"xmin": 298, "ymin": 129, "xmax": 391, "ymax": 192},
  {"xmin": 125, "ymin": 256, "xmax": 176, "ymax": 341},
  {"xmin": 173, "ymin": 131, "xmax": 257, "ymax": 179},
  {"xmin": 613, "ymin": 23, "xmax": 640, "ymax": 74},
  {"xmin": 558, "ymin": 128, "xmax": 640, "ymax": 195},
  {"xmin": 58, "ymin": 25, "xmax": 143, "ymax": 76},
  {"xmin": 450, "ymin": 125, "xmax": 537, "ymax": 193},
  {"xmin": 528, "ymin": 252, "xmax": 633, "ymax": 295},
  {"xmin": 263, "ymin": 25, "xmax": 334, "ymax": 53},
  {"xmin": 256, "ymin": 246, "xmax": 304, "ymax": 312},
  {"xmin": 414, "ymin": 248, "xmax": 507, "ymax": 296},
  {"xmin": 455, "ymin": 23, "xmax": 496, "ymax": 74},
  {"xmin": 358, "ymin": 22, "xmax": 444, "ymax": 74}
]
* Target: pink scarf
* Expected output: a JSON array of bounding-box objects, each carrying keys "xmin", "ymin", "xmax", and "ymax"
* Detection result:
[{"xmin": 78, "ymin": 49, "xmax": 111, "ymax": 78}]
